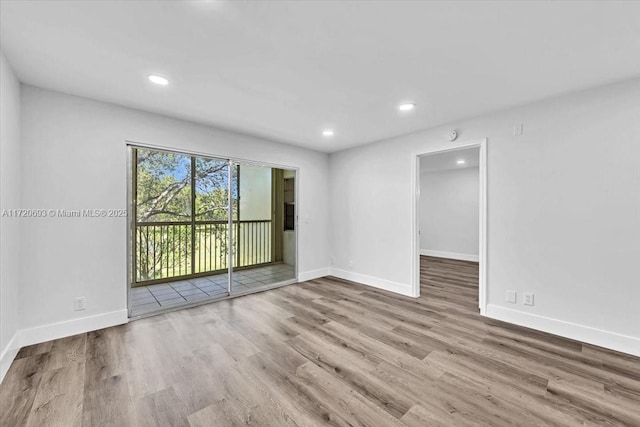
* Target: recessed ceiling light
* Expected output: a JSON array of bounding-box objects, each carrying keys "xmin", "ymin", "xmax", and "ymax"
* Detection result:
[
  {"xmin": 148, "ymin": 75, "xmax": 169, "ymax": 86},
  {"xmin": 398, "ymin": 103, "xmax": 416, "ymax": 112},
  {"xmin": 456, "ymin": 159, "xmax": 466, "ymax": 165},
  {"xmin": 322, "ymin": 129, "xmax": 335, "ymax": 137}
]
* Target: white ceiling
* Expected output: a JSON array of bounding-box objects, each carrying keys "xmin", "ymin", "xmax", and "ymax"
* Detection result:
[
  {"xmin": 420, "ymin": 147, "xmax": 480, "ymax": 173},
  {"xmin": 1, "ymin": 1, "xmax": 639, "ymax": 153}
]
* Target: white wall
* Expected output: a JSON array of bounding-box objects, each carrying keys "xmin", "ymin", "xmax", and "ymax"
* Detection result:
[
  {"xmin": 239, "ymin": 164, "xmax": 275, "ymax": 268},
  {"xmin": 0, "ymin": 51, "xmax": 22, "ymax": 381},
  {"xmin": 239, "ymin": 164, "xmax": 271, "ymax": 221},
  {"xmin": 330, "ymin": 78, "xmax": 640, "ymax": 356},
  {"xmin": 18, "ymin": 85, "xmax": 330, "ymax": 338},
  {"xmin": 7, "ymin": 74, "xmax": 640, "ymax": 366},
  {"xmin": 420, "ymin": 167, "xmax": 479, "ymax": 260}
]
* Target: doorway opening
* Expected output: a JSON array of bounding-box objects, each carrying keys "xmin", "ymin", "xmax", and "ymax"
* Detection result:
[
  {"xmin": 127, "ymin": 144, "xmax": 298, "ymax": 318},
  {"xmin": 412, "ymin": 138, "xmax": 487, "ymax": 313}
]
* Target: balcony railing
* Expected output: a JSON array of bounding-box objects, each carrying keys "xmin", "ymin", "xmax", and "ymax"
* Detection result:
[{"xmin": 134, "ymin": 220, "xmax": 272, "ymax": 285}]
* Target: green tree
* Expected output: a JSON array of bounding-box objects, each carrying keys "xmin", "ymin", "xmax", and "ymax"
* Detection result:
[{"xmin": 134, "ymin": 149, "xmax": 238, "ymax": 282}]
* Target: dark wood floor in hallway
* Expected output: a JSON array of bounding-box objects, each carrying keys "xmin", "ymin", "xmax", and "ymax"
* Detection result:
[{"xmin": 2, "ymin": 256, "xmax": 639, "ymax": 426}]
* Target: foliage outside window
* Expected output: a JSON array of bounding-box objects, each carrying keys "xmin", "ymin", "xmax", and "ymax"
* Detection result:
[{"xmin": 134, "ymin": 148, "xmax": 239, "ymax": 282}]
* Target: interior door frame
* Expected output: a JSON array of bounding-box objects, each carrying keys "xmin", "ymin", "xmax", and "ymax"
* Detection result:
[
  {"xmin": 125, "ymin": 140, "xmax": 300, "ymax": 318},
  {"xmin": 410, "ymin": 137, "xmax": 487, "ymax": 314}
]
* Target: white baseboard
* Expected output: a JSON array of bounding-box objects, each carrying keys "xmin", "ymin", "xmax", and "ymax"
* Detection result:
[
  {"xmin": 19, "ymin": 309, "xmax": 129, "ymax": 348},
  {"xmin": 298, "ymin": 268, "xmax": 331, "ymax": 282},
  {"xmin": 485, "ymin": 304, "xmax": 640, "ymax": 357},
  {"xmin": 0, "ymin": 331, "xmax": 20, "ymax": 384},
  {"xmin": 299, "ymin": 266, "xmax": 417, "ymax": 298},
  {"xmin": 329, "ymin": 268, "xmax": 416, "ymax": 297},
  {"xmin": 420, "ymin": 249, "xmax": 479, "ymax": 262},
  {"xmin": 0, "ymin": 309, "xmax": 129, "ymax": 384}
]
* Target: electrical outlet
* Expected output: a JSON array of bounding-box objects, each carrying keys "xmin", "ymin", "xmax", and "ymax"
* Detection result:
[
  {"xmin": 506, "ymin": 290, "xmax": 517, "ymax": 304},
  {"xmin": 330, "ymin": 257, "xmax": 335, "ymax": 265},
  {"xmin": 513, "ymin": 123, "xmax": 524, "ymax": 136},
  {"xmin": 348, "ymin": 260, "xmax": 353, "ymax": 269},
  {"xmin": 74, "ymin": 296, "xmax": 86, "ymax": 311},
  {"xmin": 523, "ymin": 292, "xmax": 535, "ymax": 306}
]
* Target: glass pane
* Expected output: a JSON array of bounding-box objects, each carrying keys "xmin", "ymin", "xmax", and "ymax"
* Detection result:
[
  {"xmin": 231, "ymin": 164, "xmax": 296, "ymax": 295},
  {"xmin": 136, "ymin": 149, "xmax": 191, "ymax": 222},
  {"xmin": 234, "ymin": 163, "xmax": 272, "ymax": 271},
  {"xmin": 135, "ymin": 149, "xmax": 192, "ymax": 282},
  {"xmin": 195, "ymin": 157, "xmax": 236, "ymax": 221}
]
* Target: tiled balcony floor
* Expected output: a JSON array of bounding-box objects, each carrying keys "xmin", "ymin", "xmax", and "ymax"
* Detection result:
[{"xmin": 130, "ymin": 263, "xmax": 295, "ymax": 317}]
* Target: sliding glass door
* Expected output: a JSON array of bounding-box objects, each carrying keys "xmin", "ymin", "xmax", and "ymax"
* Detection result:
[
  {"xmin": 229, "ymin": 163, "xmax": 296, "ymax": 295},
  {"xmin": 129, "ymin": 146, "xmax": 296, "ymax": 317}
]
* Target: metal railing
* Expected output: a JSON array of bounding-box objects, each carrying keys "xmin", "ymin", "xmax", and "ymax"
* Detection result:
[{"xmin": 134, "ymin": 220, "xmax": 271, "ymax": 285}]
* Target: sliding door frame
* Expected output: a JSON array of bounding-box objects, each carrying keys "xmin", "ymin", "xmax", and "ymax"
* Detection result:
[
  {"xmin": 227, "ymin": 159, "xmax": 234, "ymax": 295},
  {"xmin": 125, "ymin": 140, "xmax": 300, "ymax": 318}
]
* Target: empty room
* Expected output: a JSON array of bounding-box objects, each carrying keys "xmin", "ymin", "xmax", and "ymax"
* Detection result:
[{"xmin": 1, "ymin": 1, "xmax": 639, "ymax": 426}]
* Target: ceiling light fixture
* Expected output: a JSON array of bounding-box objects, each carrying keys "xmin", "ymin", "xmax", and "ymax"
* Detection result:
[
  {"xmin": 456, "ymin": 159, "xmax": 466, "ymax": 165},
  {"xmin": 148, "ymin": 74, "xmax": 169, "ymax": 86},
  {"xmin": 322, "ymin": 129, "xmax": 335, "ymax": 137},
  {"xmin": 398, "ymin": 103, "xmax": 416, "ymax": 112}
]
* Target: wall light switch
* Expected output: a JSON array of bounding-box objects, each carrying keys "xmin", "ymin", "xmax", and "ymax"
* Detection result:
[{"xmin": 506, "ymin": 290, "xmax": 517, "ymax": 304}]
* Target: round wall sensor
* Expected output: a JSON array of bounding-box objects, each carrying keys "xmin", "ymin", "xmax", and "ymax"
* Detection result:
[{"xmin": 447, "ymin": 130, "xmax": 458, "ymax": 141}]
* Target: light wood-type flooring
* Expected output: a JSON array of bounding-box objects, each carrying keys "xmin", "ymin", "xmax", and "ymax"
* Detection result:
[{"xmin": 1, "ymin": 256, "xmax": 639, "ymax": 426}]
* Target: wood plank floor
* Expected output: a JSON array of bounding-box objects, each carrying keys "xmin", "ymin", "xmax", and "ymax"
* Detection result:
[{"xmin": 2, "ymin": 256, "xmax": 639, "ymax": 426}]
